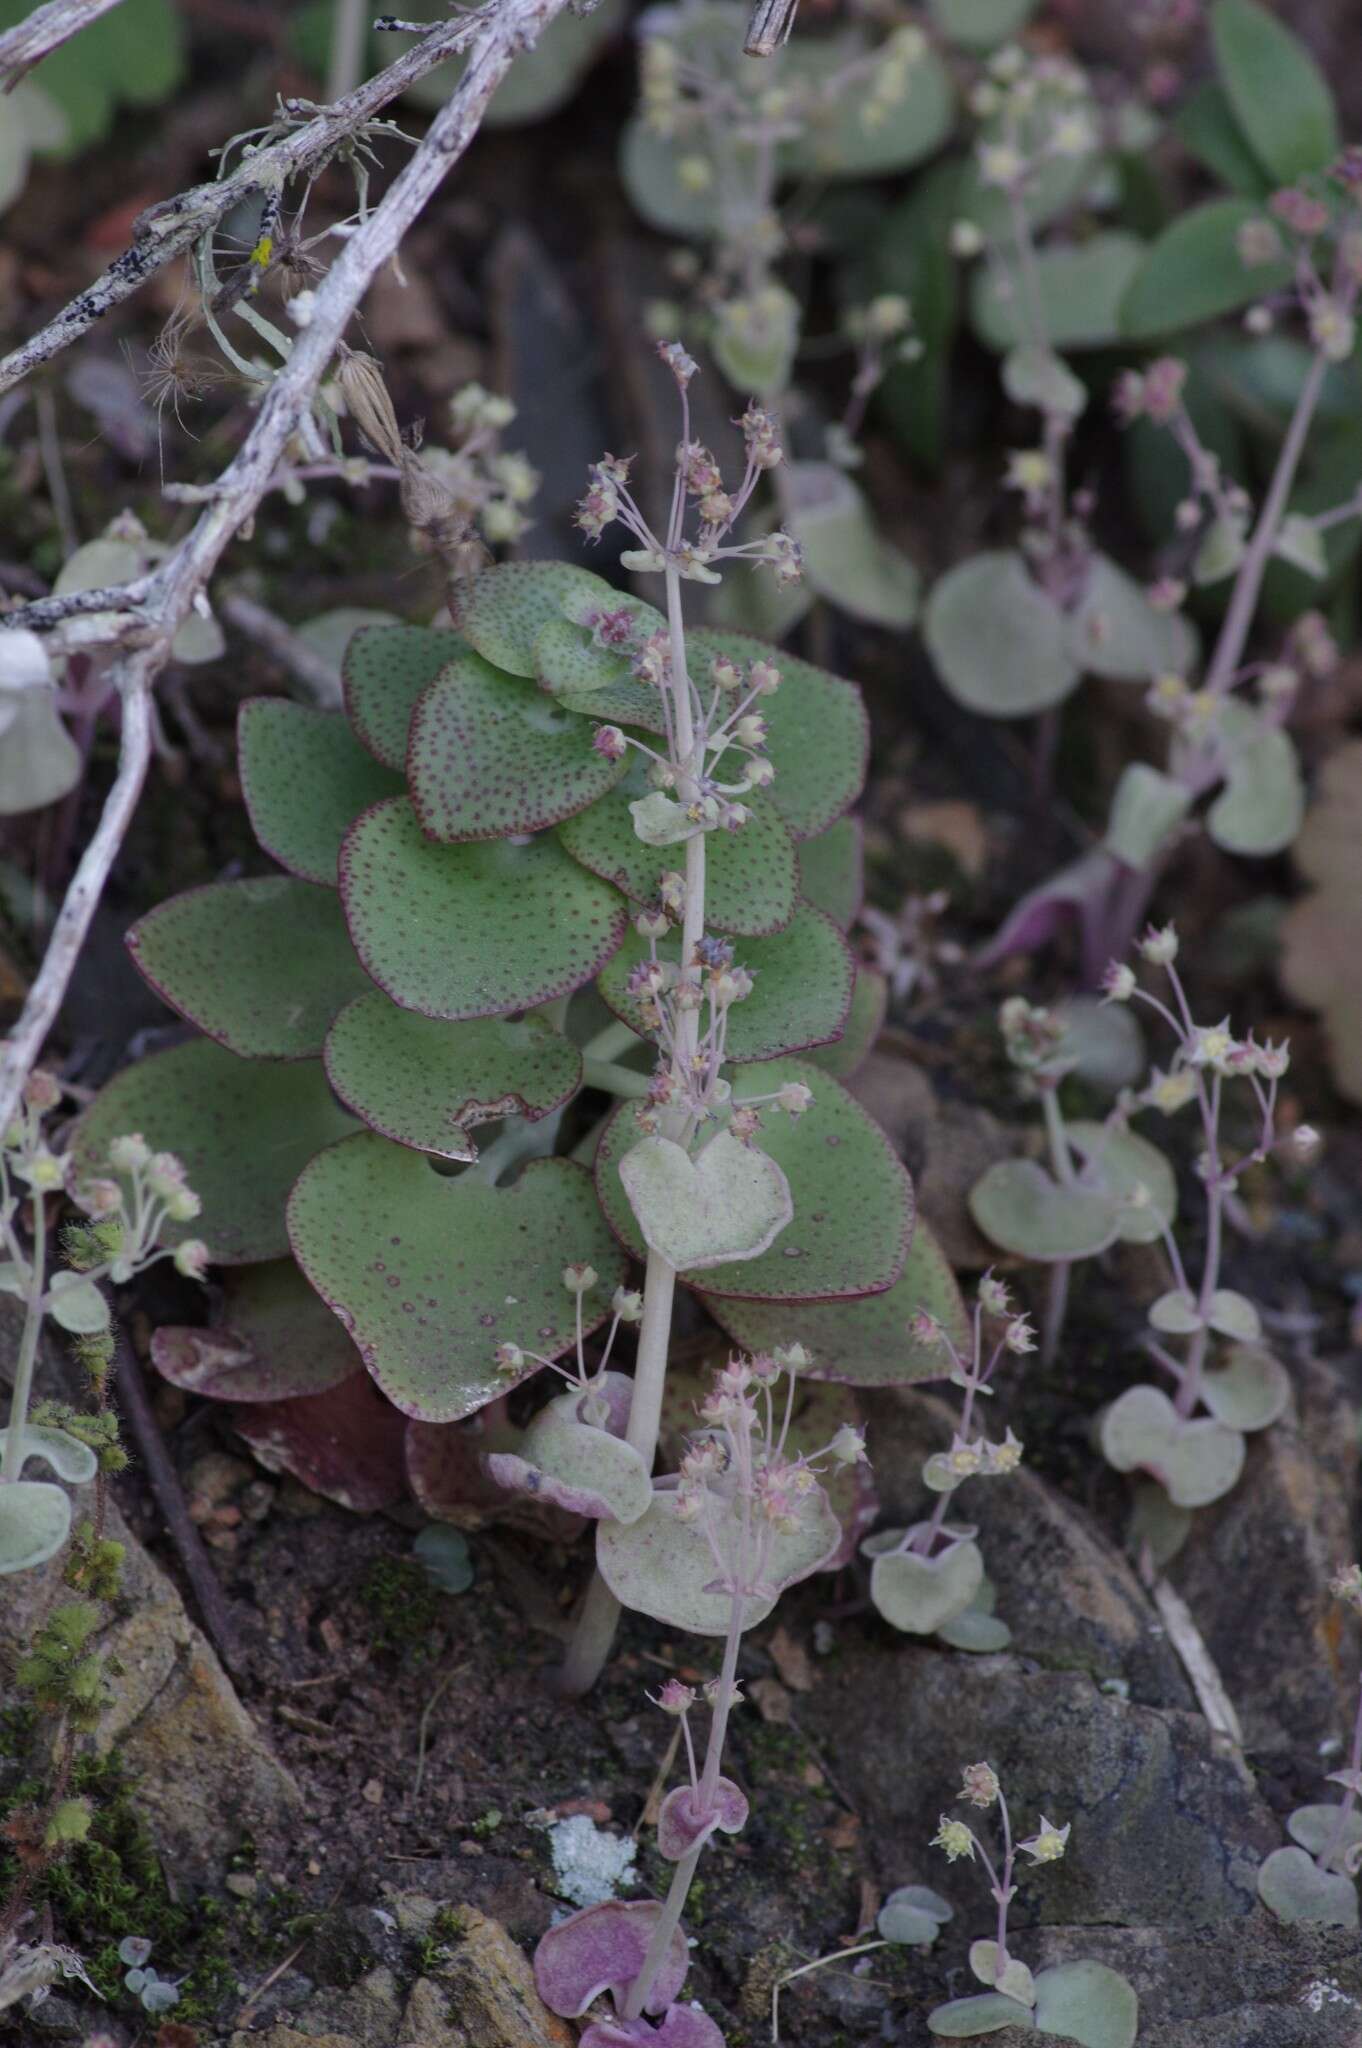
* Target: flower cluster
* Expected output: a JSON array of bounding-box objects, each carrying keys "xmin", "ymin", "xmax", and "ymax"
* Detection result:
[{"xmin": 910, "ymin": 1272, "xmax": 1029, "ymax": 1524}]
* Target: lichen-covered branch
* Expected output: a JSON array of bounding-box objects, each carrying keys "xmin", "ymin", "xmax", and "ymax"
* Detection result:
[
  {"xmin": 0, "ymin": 0, "xmax": 124, "ymax": 89},
  {"xmin": 0, "ymin": 0, "xmax": 572, "ymax": 1132}
]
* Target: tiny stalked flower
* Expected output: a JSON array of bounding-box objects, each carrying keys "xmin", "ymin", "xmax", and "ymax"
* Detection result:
[
  {"xmin": 164, "ymin": 1186, "xmax": 202, "ymax": 1224},
  {"xmin": 173, "ymin": 1239, "xmax": 210, "ymax": 1281},
  {"xmin": 146, "ymin": 1151, "xmax": 188, "ymax": 1198},
  {"xmin": 977, "ymin": 141, "xmax": 1025, "ymax": 190},
  {"xmin": 747, "ymin": 658, "xmax": 782, "ymax": 698},
  {"xmin": 949, "ymin": 218, "xmax": 984, "ymax": 258},
  {"xmin": 1018, "ymin": 1816, "xmax": 1070, "ymax": 1863},
  {"xmin": 772, "ymin": 1342, "xmax": 811, "ymax": 1370},
  {"xmin": 659, "ymin": 871, "xmax": 686, "ymax": 915},
  {"xmin": 494, "ymin": 1342, "xmax": 524, "ymax": 1373},
  {"xmin": 978, "ymin": 1272, "xmax": 1011, "ymax": 1319},
  {"xmin": 729, "ymin": 1105, "xmax": 762, "ymax": 1143},
  {"xmin": 1147, "ymin": 1067, "xmax": 1197, "ymax": 1115},
  {"xmin": 657, "ymin": 338, "xmax": 699, "ymax": 387},
  {"xmin": 23, "ymin": 1068, "xmax": 61, "ymax": 1112},
  {"xmin": 739, "ymin": 401, "xmax": 783, "ymax": 471},
  {"xmin": 1269, "ymin": 186, "xmax": 1329, "ymax": 237},
  {"xmin": 945, "ymin": 1435, "xmax": 983, "ymax": 1478},
  {"xmin": 108, "ymin": 1133, "xmax": 151, "ymax": 1173},
  {"xmin": 76, "ymin": 1178, "xmax": 122, "ymax": 1220},
  {"xmin": 1188, "ymin": 1021, "xmax": 1237, "ymax": 1073},
  {"xmin": 776, "ymin": 1081, "xmax": 812, "ymax": 1116},
  {"xmin": 592, "ymin": 724, "xmax": 628, "ymax": 762},
  {"xmin": 734, "ymin": 714, "xmax": 768, "ymax": 749},
  {"xmin": 1003, "ymin": 1315, "xmax": 1036, "ymax": 1356},
  {"xmin": 16, "ymin": 1147, "xmax": 64, "ymax": 1191},
  {"xmin": 562, "ymin": 1263, "xmax": 598, "ymax": 1295},
  {"xmin": 1292, "ymin": 1123, "xmax": 1321, "ymax": 1156},
  {"xmin": 1236, "ymin": 216, "xmax": 1283, "ymax": 267},
  {"xmin": 985, "ymin": 1428, "xmax": 1024, "ymax": 1474},
  {"xmin": 932, "ymin": 1816, "xmax": 976, "ymax": 1862},
  {"xmin": 1147, "ymin": 578, "xmax": 1187, "ymax": 613},
  {"xmin": 635, "ymin": 909, "xmax": 669, "ymax": 939},
  {"xmin": 1101, "ymin": 961, "xmax": 1136, "ymax": 1004},
  {"xmin": 1004, "ymin": 449, "xmax": 1052, "ymax": 496},
  {"xmin": 1141, "ymin": 356, "xmax": 1187, "ymax": 424},
  {"xmin": 709, "ymin": 655, "xmax": 743, "ymax": 692},
  {"xmin": 959, "ymin": 1762, "xmax": 1001, "ymax": 1808},
  {"xmin": 652, "ymin": 1677, "xmax": 697, "ymax": 1715},
  {"xmin": 1138, "ymin": 922, "xmax": 1179, "ymax": 965},
  {"xmin": 704, "ymin": 1676, "xmax": 745, "ymax": 1709},
  {"xmin": 743, "ymin": 757, "xmax": 776, "ymax": 790},
  {"xmin": 828, "ymin": 1422, "xmax": 868, "ymax": 1466},
  {"xmin": 612, "ymin": 1287, "xmax": 644, "ymax": 1323},
  {"xmin": 910, "ymin": 1309, "xmax": 946, "ymax": 1347}
]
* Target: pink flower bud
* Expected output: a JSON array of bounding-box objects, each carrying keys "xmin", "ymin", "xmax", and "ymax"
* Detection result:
[{"xmin": 593, "ymin": 724, "xmax": 628, "ymax": 761}]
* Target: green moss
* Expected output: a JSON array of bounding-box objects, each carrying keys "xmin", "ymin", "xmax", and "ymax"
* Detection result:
[{"xmin": 356, "ymin": 1553, "xmax": 444, "ymax": 1656}]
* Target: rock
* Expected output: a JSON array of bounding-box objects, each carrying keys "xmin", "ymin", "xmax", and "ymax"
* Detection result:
[
  {"xmin": 1170, "ymin": 1356, "xmax": 1360, "ymax": 1759},
  {"xmin": 846, "ymin": 1053, "xmax": 1012, "ymax": 1268},
  {"xmin": 228, "ymin": 2032, "xmax": 362, "ymax": 2048},
  {"xmin": 861, "ymin": 1388, "xmax": 1193, "ymax": 1707},
  {"xmin": 0, "ymin": 1494, "xmax": 300, "ymax": 1886},
  {"xmin": 803, "ymin": 1643, "xmax": 1279, "ymax": 1930},
  {"xmin": 403, "ymin": 1907, "xmax": 573, "ymax": 2048}
]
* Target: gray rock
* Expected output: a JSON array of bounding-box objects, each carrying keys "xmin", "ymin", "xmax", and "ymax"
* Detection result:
[
  {"xmin": 803, "ymin": 1644, "xmax": 1278, "ymax": 1930},
  {"xmin": 861, "ymin": 1387, "xmax": 1193, "ymax": 1707},
  {"xmin": 1171, "ymin": 1356, "xmax": 1360, "ymax": 1759}
]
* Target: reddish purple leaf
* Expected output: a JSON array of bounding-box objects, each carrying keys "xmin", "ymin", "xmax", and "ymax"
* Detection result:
[
  {"xmin": 151, "ymin": 1260, "xmax": 359, "ymax": 1403},
  {"xmin": 656, "ymin": 1778, "xmax": 749, "ymax": 1861},
  {"xmin": 581, "ymin": 2005, "xmax": 726, "ymax": 2047},
  {"xmin": 534, "ymin": 1900, "xmax": 689, "ymax": 2018},
  {"xmin": 232, "ymin": 1371, "xmax": 407, "ymax": 1511},
  {"xmin": 405, "ymin": 1409, "xmax": 581, "ymax": 1540}
]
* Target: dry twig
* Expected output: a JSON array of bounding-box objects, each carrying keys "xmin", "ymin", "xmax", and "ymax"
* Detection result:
[{"xmin": 0, "ymin": 0, "xmax": 124, "ymax": 88}]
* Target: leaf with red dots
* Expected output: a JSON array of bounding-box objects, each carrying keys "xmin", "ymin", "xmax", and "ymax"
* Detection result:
[
  {"xmin": 237, "ymin": 698, "xmax": 403, "ymax": 885},
  {"xmin": 324, "ymin": 991, "xmax": 582, "ymax": 1160},
  {"xmin": 796, "ymin": 815, "xmax": 864, "ymax": 931},
  {"xmin": 594, "ymin": 1057, "xmax": 912, "ymax": 1302},
  {"xmin": 71, "ymin": 1040, "xmax": 357, "ymax": 1265},
  {"xmin": 458, "ymin": 561, "xmax": 621, "ymax": 677},
  {"xmin": 406, "ymin": 649, "xmax": 627, "ymax": 841},
  {"xmin": 558, "ymin": 759, "xmax": 798, "ymax": 938},
  {"xmin": 127, "ymin": 877, "xmax": 371, "ymax": 1059},
  {"xmin": 286, "ymin": 1135, "xmax": 630, "ymax": 1421},
  {"xmin": 343, "ymin": 624, "xmax": 466, "ymax": 771},
  {"xmin": 595, "ymin": 905, "xmax": 855, "ymax": 1062},
  {"xmin": 685, "ymin": 629, "xmax": 868, "ymax": 838},
  {"xmin": 340, "ymin": 796, "xmax": 627, "ymax": 1020}
]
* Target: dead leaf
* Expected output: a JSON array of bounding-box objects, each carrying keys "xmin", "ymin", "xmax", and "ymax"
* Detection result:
[
  {"xmin": 768, "ymin": 1625, "xmax": 815, "ymax": 1693},
  {"xmin": 749, "ymin": 1676, "xmax": 793, "ymax": 1724},
  {"xmin": 901, "ymin": 800, "xmax": 988, "ymax": 880}
]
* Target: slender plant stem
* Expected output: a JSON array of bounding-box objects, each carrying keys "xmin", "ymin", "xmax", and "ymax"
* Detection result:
[
  {"xmin": 1, "ymin": 1199, "xmax": 45, "ymax": 1481},
  {"xmin": 1040, "ymin": 1084, "xmax": 1074, "ymax": 1367},
  {"xmin": 1322, "ymin": 1675, "xmax": 1362, "ymax": 1873}
]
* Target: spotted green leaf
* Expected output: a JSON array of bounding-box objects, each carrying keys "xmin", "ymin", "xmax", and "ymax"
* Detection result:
[
  {"xmin": 558, "ymin": 764, "xmax": 798, "ymax": 937},
  {"xmin": 287, "ymin": 1135, "xmax": 627, "ymax": 1421},
  {"xmin": 458, "ymin": 561, "xmax": 621, "ymax": 678},
  {"xmin": 704, "ymin": 1218, "xmax": 965, "ymax": 1386},
  {"xmin": 238, "ymin": 699, "xmax": 403, "ymax": 886},
  {"xmin": 127, "ymin": 877, "xmax": 370, "ymax": 1060},
  {"xmin": 340, "ymin": 797, "xmax": 626, "ymax": 1021},
  {"xmin": 596, "ymin": 1056, "xmax": 912, "ymax": 1302},
  {"xmin": 342, "ymin": 624, "xmax": 465, "ymax": 770},
  {"xmin": 687, "ymin": 630, "xmax": 867, "ymax": 837},
  {"xmin": 74, "ymin": 1041, "xmax": 357, "ymax": 1264},
  {"xmin": 597, "ymin": 906, "xmax": 854, "ymax": 1063},
  {"xmin": 797, "ymin": 816, "xmax": 863, "ymax": 931},
  {"xmin": 325, "ymin": 992, "xmax": 581, "ymax": 1160},
  {"xmin": 804, "ymin": 965, "xmax": 887, "ymax": 1081},
  {"xmin": 407, "ymin": 650, "xmax": 627, "ymax": 841}
]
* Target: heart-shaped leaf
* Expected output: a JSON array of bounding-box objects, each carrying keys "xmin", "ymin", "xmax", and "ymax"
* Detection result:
[
  {"xmin": 534, "ymin": 1899, "xmax": 689, "ymax": 2018},
  {"xmin": 1149, "ymin": 1289, "xmax": 1202, "ymax": 1335},
  {"xmin": 1286, "ymin": 1804, "xmax": 1362, "ymax": 1872},
  {"xmin": 1032, "ymin": 1960, "xmax": 1140, "ymax": 2048},
  {"xmin": 0, "ymin": 1478, "xmax": 72, "ymax": 1573},
  {"xmin": 597, "ymin": 906, "xmax": 855, "ymax": 1063},
  {"xmin": 340, "ymin": 797, "xmax": 626, "ymax": 1021},
  {"xmin": 925, "ymin": 552, "xmax": 1078, "ymax": 718},
  {"xmin": 656, "ymin": 1777, "xmax": 749, "ymax": 1860},
  {"xmin": 231, "ymin": 1371, "xmax": 408, "ymax": 1512},
  {"xmin": 1205, "ymin": 1288, "xmax": 1262, "ymax": 1342},
  {"xmin": 878, "ymin": 1884, "xmax": 954, "ymax": 1946},
  {"xmin": 1101, "ymin": 762, "xmax": 1194, "ymax": 871},
  {"xmin": 970, "ymin": 1943, "xmax": 1036, "ymax": 2007},
  {"xmin": 596, "ymin": 1058, "xmax": 913, "ymax": 1302},
  {"xmin": 597, "ymin": 1481, "xmax": 840, "ymax": 1634},
  {"xmin": 407, "ymin": 650, "xmax": 627, "ymax": 841},
  {"xmin": 1065, "ymin": 1121, "xmax": 1177, "ymax": 1245},
  {"xmin": 458, "ymin": 562, "xmax": 622, "ymax": 679},
  {"xmin": 969, "ymin": 1159, "xmax": 1121, "ymax": 1262},
  {"xmin": 797, "ymin": 816, "xmax": 864, "ymax": 931},
  {"xmin": 406, "ymin": 1400, "xmax": 582, "ymax": 1537},
  {"xmin": 1002, "ymin": 345, "xmax": 1087, "ymax": 419},
  {"xmin": 1256, "ymin": 1844, "xmax": 1358, "ymax": 1927},
  {"xmin": 864, "ymin": 1530, "xmax": 984, "ymax": 1634},
  {"xmin": 151, "ymin": 1258, "xmax": 360, "ymax": 1402},
  {"xmin": 342, "ymin": 624, "xmax": 465, "ymax": 769},
  {"xmin": 781, "ymin": 461, "xmax": 920, "ymax": 628},
  {"xmin": 935, "ymin": 1605, "xmax": 1012, "ymax": 1653},
  {"xmin": 1099, "ymin": 1384, "xmax": 1246, "ymax": 1507},
  {"xmin": 658, "ymin": 1363, "xmax": 875, "ymax": 1570},
  {"xmin": 928, "ymin": 1991, "xmax": 1035, "ymax": 2036},
  {"xmin": 712, "ymin": 283, "xmax": 800, "ymax": 398},
  {"xmin": 287, "ymin": 1135, "xmax": 627, "ymax": 1421},
  {"xmin": 1068, "ymin": 555, "xmax": 1196, "ymax": 683},
  {"xmin": 618, "ymin": 1131, "xmax": 793, "ymax": 1271},
  {"xmin": 780, "ymin": 31, "xmax": 954, "ymax": 178},
  {"xmin": 238, "ymin": 698, "xmax": 402, "ymax": 885},
  {"xmin": 1206, "ymin": 718, "xmax": 1304, "ymax": 857},
  {"xmin": 0, "ymin": 691, "xmax": 82, "ymax": 816},
  {"xmin": 74, "ymin": 1041, "xmax": 358, "ymax": 1265},
  {"xmin": 703, "ymin": 1220, "xmax": 966, "ymax": 1388},
  {"xmin": 128, "ymin": 878, "xmax": 370, "ymax": 1060},
  {"xmin": 324, "ymin": 993, "xmax": 581, "ymax": 1161},
  {"xmin": 0, "ymin": 1424, "xmax": 97, "ymax": 1484},
  {"xmin": 47, "ymin": 1272, "xmax": 110, "ymax": 1335},
  {"xmin": 686, "ymin": 630, "xmax": 867, "ymax": 838},
  {"xmin": 558, "ymin": 764, "xmax": 798, "ymax": 937}
]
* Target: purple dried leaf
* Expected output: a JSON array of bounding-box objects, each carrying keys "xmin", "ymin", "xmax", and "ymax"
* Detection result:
[
  {"xmin": 656, "ymin": 1778, "xmax": 749, "ymax": 1861},
  {"xmin": 580, "ymin": 2003, "xmax": 727, "ymax": 2047},
  {"xmin": 533, "ymin": 1900, "xmax": 689, "ymax": 2018},
  {"xmin": 231, "ymin": 1371, "xmax": 407, "ymax": 1511}
]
